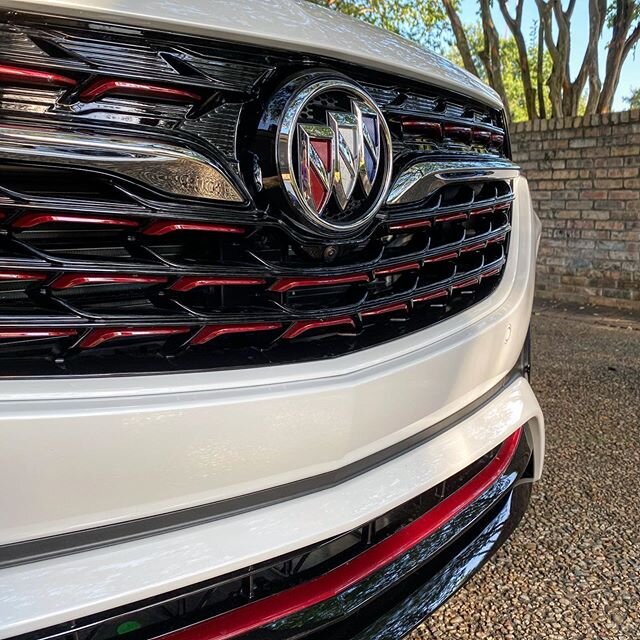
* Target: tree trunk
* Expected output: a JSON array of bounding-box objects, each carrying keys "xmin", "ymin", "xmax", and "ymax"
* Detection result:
[
  {"xmin": 479, "ymin": 0, "xmax": 512, "ymax": 121},
  {"xmin": 581, "ymin": 0, "xmax": 606, "ymax": 114},
  {"xmin": 537, "ymin": 19, "xmax": 547, "ymax": 119},
  {"xmin": 498, "ymin": 0, "xmax": 537, "ymax": 119},
  {"xmin": 598, "ymin": 1, "xmax": 640, "ymax": 113},
  {"xmin": 441, "ymin": 0, "xmax": 480, "ymax": 78},
  {"xmin": 535, "ymin": 0, "xmax": 565, "ymax": 118},
  {"xmin": 551, "ymin": 0, "xmax": 575, "ymax": 116}
]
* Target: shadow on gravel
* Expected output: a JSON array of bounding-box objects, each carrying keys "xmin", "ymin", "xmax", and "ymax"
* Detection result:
[{"xmin": 410, "ymin": 307, "xmax": 640, "ymax": 640}]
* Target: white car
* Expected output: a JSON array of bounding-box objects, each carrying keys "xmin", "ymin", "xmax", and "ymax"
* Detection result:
[{"xmin": 0, "ymin": 1, "xmax": 544, "ymax": 638}]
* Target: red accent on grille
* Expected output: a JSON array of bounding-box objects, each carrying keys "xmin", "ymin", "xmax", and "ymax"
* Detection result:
[
  {"xmin": 374, "ymin": 262, "xmax": 421, "ymax": 276},
  {"xmin": 12, "ymin": 213, "xmax": 139, "ymax": 230},
  {"xmin": 361, "ymin": 302, "xmax": 408, "ymax": 317},
  {"xmin": 413, "ymin": 289, "xmax": 448, "ymax": 303},
  {"xmin": 142, "ymin": 221, "xmax": 245, "ymax": 236},
  {"xmin": 488, "ymin": 235, "xmax": 507, "ymax": 245},
  {"xmin": 490, "ymin": 133, "xmax": 505, "ymax": 147},
  {"xmin": 51, "ymin": 274, "xmax": 168, "ymax": 290},
  {"xmin": 452, "ymin": 277, "xmax": 480, "ymax": 290},
  {"xmin": 495, "ymin": 202, "xmax": 511, "ymax": 211},
  {"xmin": 424, "ymin": 251, "xmax": 458, "ymax": 263},
  {"xmin": 0, "ymin": 64, "xmax": 76, "ymax": 88},
  {"xmin": 170, "ymin": 277, "xmax": 266, "ymax": 292},
  {"xmin": 270, "ymin": 274, "xmax": 369, "ymax": 293},
  {"xmin": 79, "ymin": 79, "xmax": 201, "ymax": 103},
  {"xmin": 282, "ymin": 317, "xmax": 356, "ymax": 340},
  {"xmin": 401, "ymin": 120, "xmax": 443, "ymax": 139},
  {"xmin": 0, "ymin": 271, "xmax": 46, "ymax": 282},
  {"xmin": 191, "ymin": 323, "xmax": 283, "ymax": 346},
  {"xmin": 79, "ymin": 327, "xmax": 190, "ymax": 349},
  {"xmin": 461, "ymin": 242, "xmax": 486, "ymax": 253},
  {"xmin": 388, "ymin": 219, "xmax": 432, "ymax": 232},
  {"xmin": 443, "ymin": 124, "xmax": 472, "ymax": 142},
  {"xmin": 0, "ymin": 328, "xmax": 77, "ymax": 339},
  {"xmin": 472, "ymin": 129, "xmax": 492, "ymax": 143},
  {"xmin": 469, "ymin": 207, "xmax": 493, "ymax": 217},
  {"xmin": 481, "ymin": 266, "xmax": 503, "ymax": 278},
  {"xmin": 435, "ymin": 212, "xmax": 467, "ymax": 223},
  {"xmin": 162, "ymin": 428, "xmax": 523, "ymax": 640}
]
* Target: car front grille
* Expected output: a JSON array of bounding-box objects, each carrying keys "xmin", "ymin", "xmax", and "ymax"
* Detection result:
[{"xmin": 0, "ymin": 12, "xmax": 514, "ymax": 376}]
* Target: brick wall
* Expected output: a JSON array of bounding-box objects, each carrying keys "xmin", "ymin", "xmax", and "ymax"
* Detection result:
[{"xmin": 511, "ymin": 110, "xmax": 640, "ymax": 311}]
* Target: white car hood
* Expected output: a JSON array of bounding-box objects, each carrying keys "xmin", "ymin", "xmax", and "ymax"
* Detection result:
[{"xmin": 3, "ymin": 0, "xmax": 502, "ymax": 109}]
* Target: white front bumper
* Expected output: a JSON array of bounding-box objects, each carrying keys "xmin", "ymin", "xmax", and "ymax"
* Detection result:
[
  {"xmin": 0, "ymin": 377, "xmax": 543, "ymax": 637},
  {"xmin": 0, "ymin": 177, "xmax": 544, "ymax": 636}
]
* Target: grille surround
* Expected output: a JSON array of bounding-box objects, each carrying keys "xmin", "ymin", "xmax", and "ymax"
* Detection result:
[{"xmin": 0, "ymin": 12, "xmax": 515, "ymax": 376}]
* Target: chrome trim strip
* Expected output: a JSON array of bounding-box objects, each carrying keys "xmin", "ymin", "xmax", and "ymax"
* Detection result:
[
  {"xmin": 0, "ymin": 124, "xmax": 245, "ymax": 203},
  {"xmin": 386, "ymin": 159, "xmax": 520, "ymax": 206}
]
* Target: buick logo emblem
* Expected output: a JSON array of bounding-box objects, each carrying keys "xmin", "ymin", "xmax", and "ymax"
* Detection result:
[
  {"xmin": 260, "ymin": 74, "xmax": 393, "ymax": 234},
  {"xmin": 298, "ymin": 99, "xmax": 381, "ymax": 215}
]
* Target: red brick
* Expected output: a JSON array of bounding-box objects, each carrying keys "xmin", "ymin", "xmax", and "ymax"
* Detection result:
[
  {"xmin": 580, "ymin": 190, "xmax": 608, "ymax": 200},
  {"xmin": 511, "ymin": 112, "xmax": 640, "ymax": 311}
]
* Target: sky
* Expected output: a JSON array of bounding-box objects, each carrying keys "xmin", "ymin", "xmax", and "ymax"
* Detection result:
[{"xmin": 457, "ymin": 1, "xmax": 636, "ymax": 111}]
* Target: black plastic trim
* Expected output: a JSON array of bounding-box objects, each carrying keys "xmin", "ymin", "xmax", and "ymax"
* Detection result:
[{"xmin": 345, "ymin": 484, "xmax": 531, "ymax": 640}]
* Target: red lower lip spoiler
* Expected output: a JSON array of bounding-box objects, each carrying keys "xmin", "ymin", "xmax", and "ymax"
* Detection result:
[{"xmin": 162, "ymin": 427, "xmax": 523, "ymax": 640}]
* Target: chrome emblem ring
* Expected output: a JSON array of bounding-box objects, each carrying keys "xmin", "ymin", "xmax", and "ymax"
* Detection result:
[{"xmin": 274, "ymin": 75, "xmax": 393, "ymax": 233}]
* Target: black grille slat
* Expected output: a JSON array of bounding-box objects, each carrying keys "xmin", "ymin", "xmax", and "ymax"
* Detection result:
[
  {"xmin": 54, "ymin": 38, "xmax": 178, "ymax": 74},
  {"xmin": 0, "ymin": 26, "xmax": 52, "ymax": 59},
  {"xmin": 0, "ymin": 12, "xmax": 513, "ymax": 376},
  {"xmin": 179, "ymin": 103, "xmax": 244, "ymax": 160},
  {"xmin": 0, "ymin": 204, "xmax": 511, "ymax": 276}
]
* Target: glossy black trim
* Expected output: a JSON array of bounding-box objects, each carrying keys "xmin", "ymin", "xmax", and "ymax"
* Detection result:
[
  {"xmin": 0, "ymin": 372, "xmax": 523, "ymax": 569},
  {"xmin": 347, "ymin": 484, "xmax": 531, "ymax": 640}
]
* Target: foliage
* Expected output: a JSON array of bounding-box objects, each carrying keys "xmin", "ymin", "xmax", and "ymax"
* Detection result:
[
  {"xmin": 625, "ymin": 87, "xmax": 640, "ymax": 108},
  {"xmin": 606, "ymin": 0, "xmax": 640, "ymax": 27}
]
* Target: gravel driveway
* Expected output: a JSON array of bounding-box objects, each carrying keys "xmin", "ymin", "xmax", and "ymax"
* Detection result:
[{"xmin": 410, "ymin": 305, "xmax": 640, "ymax": 640}]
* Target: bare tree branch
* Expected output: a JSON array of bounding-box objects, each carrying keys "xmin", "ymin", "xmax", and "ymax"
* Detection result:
[
  {"xmin": 552, "ymin": 0, "xmax": 574, "ymax": 115},
  {"xmin": 581, "ymin": 0, "xmax": 606, "ymax": 114},
  {"xmin": 478, "ymin": 0, "xmax": 512, "ymax": 121},
  {"xmin": 535, "ymin": 0, "xmax": 611, "ymax": 116},
  {"xmin": 623, "ymin": 21, "xmax": 640, "ymax": 57},
  {"xmin": 535, "ymin": 0, "xmax": 564, "ymax": 117}
]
